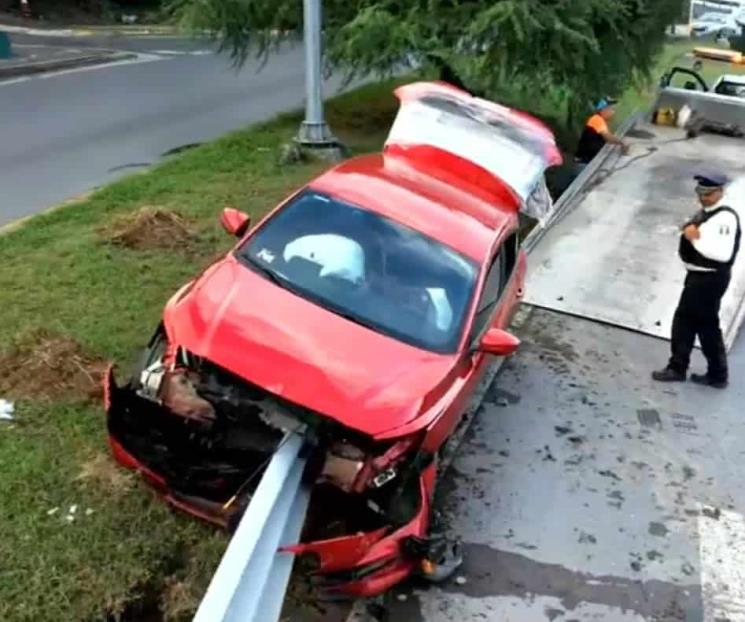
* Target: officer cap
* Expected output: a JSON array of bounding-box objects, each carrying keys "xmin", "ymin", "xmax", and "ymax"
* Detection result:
[{"xmin": 694, "ymin": 173, "xmax": 729, "ymax": 191}]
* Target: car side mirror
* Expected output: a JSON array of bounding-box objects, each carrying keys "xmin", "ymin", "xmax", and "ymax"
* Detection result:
[
  {"xmin": 220, "ymin": 207, "xmax": 250, "ymax": 237},
  {"xmin": 478, "ymin": 328, "xmax": 520, "ymax": 357}
]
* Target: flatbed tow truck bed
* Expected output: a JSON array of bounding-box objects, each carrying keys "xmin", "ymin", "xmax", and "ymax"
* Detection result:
[{"xmin": 384, "ymin": 111, "xmax": 745, "ymax": 620}]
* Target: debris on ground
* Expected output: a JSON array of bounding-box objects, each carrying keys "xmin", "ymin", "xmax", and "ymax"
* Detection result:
[
  {"xmin": 75, "ymin": 453, "xmax": 134, "ymax": 494},
  {"xmin": 0, "ymin": 399, "xmax": 14, "ymax": 420},
  {"xmin": 455, "ymin": 576, "xmax": 467, "ymax": 586},
  {"xmin": 0, "ymin": 331, "xmax": 107, "ymax": 401},
  {"xmin": 47, "ymin": 507, "xmax": 59, "ymax": 516},
  {"xmin": 101, "ymin": 206, "xmax": 197, "ymax": 251}
]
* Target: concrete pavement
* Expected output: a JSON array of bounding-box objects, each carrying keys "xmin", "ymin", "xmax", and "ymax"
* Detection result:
[
  {"xmin": 0, "ymin": 33, "xmax": 345, "ymax": 225},
  {"xmin": 385, "ymin": 308, "xmax": 745, "ymax": 621}
]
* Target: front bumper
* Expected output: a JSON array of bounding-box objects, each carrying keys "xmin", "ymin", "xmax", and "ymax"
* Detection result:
[{"xmin": 104, "ymin": 365, "xmax": 437, "ymax": 596}]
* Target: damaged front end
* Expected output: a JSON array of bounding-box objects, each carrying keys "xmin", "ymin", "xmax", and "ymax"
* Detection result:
[{"xmin": 105, "ymin": 326, "xmax": 446, "ymax": 594}]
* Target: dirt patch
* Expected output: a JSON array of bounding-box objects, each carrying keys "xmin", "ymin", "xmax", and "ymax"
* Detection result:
[
  {"xmin": 101, "ymin": 207, "xmax": 197, "ymax": 252},
  {"xmin": 161, "ymin": 577, "xmax": 200, "ymax": 622},
  {"xmin": 0, "ymin": 331, "xmax": 107, "ymax": 402},
  {"xmin": 76, "ymin": 453, "xmax": 135, "ymax": 494}
]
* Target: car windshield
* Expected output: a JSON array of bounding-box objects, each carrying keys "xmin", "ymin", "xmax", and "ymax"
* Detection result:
[
  {"xmin": 238, "ymin": 191, "xmax": 478, "ymax": 353},
  {"xmin": 715, "ymin": 81, "xmax": 745, "ymax": 98}
]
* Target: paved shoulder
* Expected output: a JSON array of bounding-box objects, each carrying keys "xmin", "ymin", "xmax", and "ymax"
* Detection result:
[{"xmin": 388, "ymin": 307, "xmax": 745, "ymax": 621}]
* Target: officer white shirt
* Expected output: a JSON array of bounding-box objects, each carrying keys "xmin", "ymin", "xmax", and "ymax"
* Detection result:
[{"xmin": 685, "ymin": 198, "xmax": 739, "ymax": 272}]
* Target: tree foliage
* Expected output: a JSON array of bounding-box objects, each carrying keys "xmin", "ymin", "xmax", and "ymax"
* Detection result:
[{"xmin": 168, "ymin": 0, "xmax": 683, "ymax": 127}]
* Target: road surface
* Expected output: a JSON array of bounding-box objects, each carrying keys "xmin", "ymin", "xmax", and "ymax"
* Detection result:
[
  {"xmin": 0, "ymin": 33, "xmax": 346, "ymax": 225},
  {"xmin": 385, "ymin": 309, "xmax": 745, "ymax": 621}
]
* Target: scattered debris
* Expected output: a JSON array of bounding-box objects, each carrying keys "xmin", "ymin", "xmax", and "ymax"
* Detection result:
[
  {"xmin": 578, "ymin": 531, "xmax": 597, "ymax": 544},
  {"xmin": 85, "ymin": 508, "xmax": 95, "ymax": 516},
  {"xmin": 396, "ymin": 593, "xmax": 408, "ymax": 602},
  {"xmin": 454, "ymin": 576, "xmax": 467, "ymax": 586},
  {"xmin": 554, "ymin": 425, "xmax": 572, "ymax": 436},
  {"xmin": 0, "ymin": 399, "xmax": 14, "ymax": 421},
  {"xmin": 101, "ymin": 206, "xmax": 197, "ymax": 251},
  {"xmin": 598, "ymin": 469, "xmax": 622, "ymax": 482},
  {"xmin": 647, "ymin": 550, "xmax": 664, "ymax": 561},
  {"xmin": 496, "ymin": 397, "xmax": 509, "ymax": 407},
  {"xmin": 649, "ymin": 522, "xmax": 669, "ymax": 537},
  {"xmin": 278, "ymin": 142, "xmax": 305, "ymax": 166},
  {"xmin": 681, "ymin": 561, "xmax": 695, "ymax": 576},
  {"xmin": 701, "ymin": 506, "xmax": 721, "ymax": 521},
  {"xmin": 76, "ymin": 453, "xmax": 134, "ymax": 494},
  {"xmin": 46, "ymin": 507, "xmax": 59, "ymax": 516},
  {"xmin": 0, "ymin": 331, "xmax": 106, "ymax": 402}
]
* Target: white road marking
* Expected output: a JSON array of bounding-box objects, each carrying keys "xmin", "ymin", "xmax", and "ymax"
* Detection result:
[
  {"xmin": 0, "ymin": 52, "xmax": 163, "ymax": 87},
  {"xmin": 0, "ymin": 23, "xmax": 76, "ymax": 36},
  {"xmin": 150, "ymin": 49, "xmax": 214, "ymax": 56},
  {"xmin": 699, "ymin": 503, "xmax": 745, "ymax": 622}
]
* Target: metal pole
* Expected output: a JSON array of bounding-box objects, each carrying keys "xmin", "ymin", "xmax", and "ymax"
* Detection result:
[{"xmin": 297, "ymin": 0, "xmax": 336, "ymax": 146}]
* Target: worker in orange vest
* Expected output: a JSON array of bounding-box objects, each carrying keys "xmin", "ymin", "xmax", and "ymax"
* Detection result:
[{"xmin": 575, "ymin": 98, "xmax": 630, "ymax": 165}]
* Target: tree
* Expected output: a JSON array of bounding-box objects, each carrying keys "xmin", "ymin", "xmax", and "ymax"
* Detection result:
[{"xmin": 168, "ymin": 0, "xmax": 683, "ymax": 132}]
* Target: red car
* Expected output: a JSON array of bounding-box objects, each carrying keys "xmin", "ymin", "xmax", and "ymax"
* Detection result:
[{"xmin": 104, "ymin": 82, "xmax": 560, "ymax": 596}]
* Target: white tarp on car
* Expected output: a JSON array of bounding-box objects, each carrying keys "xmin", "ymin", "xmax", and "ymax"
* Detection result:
[{"xmin": 385, "ymin": 82, "xmax": 562, "ymax": 221}]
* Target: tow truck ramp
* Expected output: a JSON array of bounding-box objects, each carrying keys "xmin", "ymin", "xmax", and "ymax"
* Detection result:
[{"xmin": 526, "ymin": 121, "xmax": 745, "ymax": 350}]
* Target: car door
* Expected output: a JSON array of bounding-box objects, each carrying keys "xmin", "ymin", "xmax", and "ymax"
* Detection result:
[{"xmin": 422, "ymin": 235, "xmax": 524, "ymax": 453}]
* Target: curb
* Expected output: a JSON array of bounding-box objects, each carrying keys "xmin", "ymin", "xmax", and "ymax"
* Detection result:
[
  {"xmin": 0, "ymin": 22, "xmax": 182, "ymax": 38},
  {"xmin": 0, "ymin": 50, "xmax": 136, "ymax": 79}
]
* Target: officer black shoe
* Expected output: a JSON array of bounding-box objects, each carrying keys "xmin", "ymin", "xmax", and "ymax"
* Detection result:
[
  {"xmin": 690, "ymin": 373, "xmax": 728, "ymax": 389},
  {"xmin": 651, "ymin": 367, "xmax": 686, "ymax": 382}
]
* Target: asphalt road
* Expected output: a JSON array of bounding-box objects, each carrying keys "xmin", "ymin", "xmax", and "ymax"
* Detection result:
[
  {"xmin": 0, "ymin": 34, "xmax": 346, "ymax": 225},
  {"xmin": 387, "ymin": 309, "xmax": 745, "ymax": 621}
]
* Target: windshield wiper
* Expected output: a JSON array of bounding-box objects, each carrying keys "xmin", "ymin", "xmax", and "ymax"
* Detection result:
[{"xmin": 243, "ymin": 256, "xmax": 291, "ymax": 290}]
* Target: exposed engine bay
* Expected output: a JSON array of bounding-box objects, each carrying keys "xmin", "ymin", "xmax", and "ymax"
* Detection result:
[{"xmin": 106, "ymin": 326, "xmax": 427, "ymax": 534}]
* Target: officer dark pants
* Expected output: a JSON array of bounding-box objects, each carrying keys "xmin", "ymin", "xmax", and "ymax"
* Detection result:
[{"xmin": 668, "ymin": 270, "xmax": 730, "ymax": 381}]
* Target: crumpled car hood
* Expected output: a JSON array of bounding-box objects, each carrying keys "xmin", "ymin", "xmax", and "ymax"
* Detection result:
[{"xmin": 163, "ymin": 257, "xmax": 458, "ymax": 437}]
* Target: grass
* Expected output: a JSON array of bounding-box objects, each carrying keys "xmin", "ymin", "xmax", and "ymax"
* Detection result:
[{"xmin": 0, "ymin": 78, "xmax": 404, "ymax": 622}]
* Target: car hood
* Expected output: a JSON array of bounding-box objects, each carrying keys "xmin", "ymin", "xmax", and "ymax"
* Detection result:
[{"xmin": 163, "ymin": 257, "xmax": 458, "ymax": 437}]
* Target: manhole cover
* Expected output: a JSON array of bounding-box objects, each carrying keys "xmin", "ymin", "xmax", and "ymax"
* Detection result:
[{"xmin": 638, "ymin": 408, "xmax": 662, "ymax": 429}]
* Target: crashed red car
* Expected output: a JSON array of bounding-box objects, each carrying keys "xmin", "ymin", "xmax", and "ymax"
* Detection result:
[{"xmin": 104, "ymin": 82, "xmax": 561, "ymax": 596}]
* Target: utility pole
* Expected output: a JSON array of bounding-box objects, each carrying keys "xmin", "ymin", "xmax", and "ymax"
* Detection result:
[{"xmin": 296, "ymin": 0, "xmax": 340, "ymax": 154}]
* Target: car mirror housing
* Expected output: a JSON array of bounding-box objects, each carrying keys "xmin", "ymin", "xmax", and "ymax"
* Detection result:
[
  {"xmin": 220, "ymin": 207, "xmax": 250, "ymax": 237},
  {"xmin": 478, "ymin": 328, "xmax": 520, "ymax": 357}
]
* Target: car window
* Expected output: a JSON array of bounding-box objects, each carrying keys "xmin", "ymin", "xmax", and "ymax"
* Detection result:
[
  {"xmin": 470, "ymin": 250, "xmax": 506, "ymax": 341},
  {"xmin": 715, "ymin": 81, "xmax": 745, "ymax": 98},
  {"xmin": 238, "ymin": 191, "xmax": 478, "ymax": 353}
]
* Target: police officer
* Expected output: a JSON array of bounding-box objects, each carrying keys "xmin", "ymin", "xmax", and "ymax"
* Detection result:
[{"xmin": 652, "ymin": 174, "xmax": 741, "ymax": 389}]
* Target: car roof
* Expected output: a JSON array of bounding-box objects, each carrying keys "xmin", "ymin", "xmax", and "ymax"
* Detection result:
[{"xmin": 309, "ymin": 153, "xmax": 517, "ymax": 263}]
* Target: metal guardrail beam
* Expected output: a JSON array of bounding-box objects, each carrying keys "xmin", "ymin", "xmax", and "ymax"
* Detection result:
[{"xmin": 193, "ymin": 431, "xmax": 311, "ymax": 622}]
